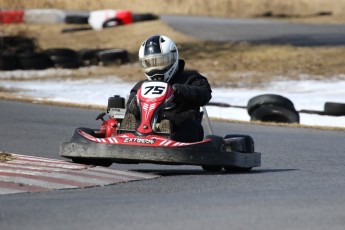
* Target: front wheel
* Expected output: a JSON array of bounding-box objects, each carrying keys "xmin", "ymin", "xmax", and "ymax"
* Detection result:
[
  {"xmin": 72, "ymin": 157, "xmax": 113, "ymax": 167},
  {"xmin": 201, "ymin": 135, "xmax": 226, "ymax": 172},
  {"xmin": 202, "ymin": 165, "xmax": 223, "ymax": 173},
  {"xmin": 224, "ymin": 134, "xmax": 254, "ymax": 173}
]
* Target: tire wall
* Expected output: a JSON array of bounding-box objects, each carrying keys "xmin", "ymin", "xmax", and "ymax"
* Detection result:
[{"xmin": 23, "ymin": 9, "xmax": 66, "ymax": 24}]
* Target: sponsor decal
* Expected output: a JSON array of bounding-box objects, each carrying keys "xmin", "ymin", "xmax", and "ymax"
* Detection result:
[{"xmin": 123, "ymin": 137, "xmax": 156, "ymax": 144}]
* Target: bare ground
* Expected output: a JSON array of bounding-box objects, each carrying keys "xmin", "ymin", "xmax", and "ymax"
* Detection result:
[
  {"xmin": 2, "ymin": 19, "xmax": 345, "ymax": 88},
  {"xmin": 5, "ymin": 0, "xmax": 345, "ymax": 20},
  {"xmin": 2, "ymin": 0, "xmax": 345, "ymax": 87}
]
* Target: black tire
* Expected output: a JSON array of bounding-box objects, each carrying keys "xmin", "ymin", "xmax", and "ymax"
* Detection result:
[
  {"xmin": 72, "ymin": 157, "xmax": 113, "ymax": 167},
  {"xmin": 201, "ymin": 135, "xmax": 225, "ymax": 172},
  {"xmin": 247, "ymin": 94, "xmax": 296, "ymax": 116},
  {"xmin": 0, "ymin": 54, "xmax": 20, "ymax": 70},
  {"xmin": 324, "ymin": 102, "xmax": 345, "ymax": 116},
  {"xmin": 204, "ymin": 135, "xmax": 226, "ymax": 151},
  {"xmin": 223, "ymin": 134, "xmax": 254, "ymax": 172},
  {"xmin": 50, "ymin": 56, "xmax": 80, "ymax": 69},
  {"xmin": 43, "ymin": 48, "xmax": 80, "ymax": 69},
  {"xmin": 132, "ymin": 13, "xmax": 159, "ymax": 22},
  {"xmin": 102, "ymin": 18, "xmax": 123, "ymax": 28},
  {"xmin": 201, "ymin": 165, "xmax": 223, "ymax": 173},
  {"xmin": 43, "ymin": 48, "xmax": 77, "ymax": 57},
  {"xmin": 97, "ymin": 49, "xmax": 129, "ymax": 66},
  {"xmin": 65, "ymin": 15, "xmax": 89, "ymax": 24},
  {"xmin": 77, "ymin": 48, "xmax": 105, "ymax": 66},
  {"xmin": 250, "ymin": 105, "xmax": 300, "ymax": 124},
  {"xmin": 1, "ymin": 36, "xmax": 37, "ymax": 54},
  {"xmin": 18, "ymin": 53, "xmax": 53, "ymax": 70},
  {"xmin": 224, "ymin": 134, "xmax": 254, "ymax": 153}
]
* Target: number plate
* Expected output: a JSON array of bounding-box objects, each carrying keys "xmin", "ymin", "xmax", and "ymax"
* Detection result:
[{"xmin": 140, "ymin": 82, "xmax": 168, "ymax": 99}]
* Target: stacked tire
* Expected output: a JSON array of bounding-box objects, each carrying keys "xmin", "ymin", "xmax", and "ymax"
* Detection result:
[
  {"xmin": 0, "ymin": 10, "xmax": 24, "ymax": 24},
  {"xmin": 23, "ymin": 9, "xmax": 65, "ymax": 24},
  {"xmin": 323, "ymin": 102, "xmax": 345, "ymax": 116},
  {"xmin": 1, "ymin": 36, "xmax": 130, "ymax": 70},
  {"xmin": 18, "ymin": 53, "xmax": 53, "ymax": 70},
  {"xmin": 0, "ymin": 54, "xmax": 20, "ymax": 71},
  {"xmin": 43, "ymin": 48, "xmax": 80, "ymax": 69},
  {"xmin": 247, "ymin": 94, "xmax": 300, "ymax": 124}
]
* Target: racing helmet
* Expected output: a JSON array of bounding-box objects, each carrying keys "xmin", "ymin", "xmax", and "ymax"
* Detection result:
[{"xmin": 138, "ymin": 35, "xmax": 179, "ymax": 82}]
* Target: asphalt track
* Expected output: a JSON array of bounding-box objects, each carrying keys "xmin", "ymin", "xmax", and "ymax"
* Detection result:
[
  {"xmin": 1, "ymin": 99, "xmax": 345, "ymax": 230},
  {"xmin": 1, "ymin": 16, "xmax": 345, "ymax": 230},
  {"xmin": 161, "ymin": 15, "xmax": 345, "ymax": 46}
]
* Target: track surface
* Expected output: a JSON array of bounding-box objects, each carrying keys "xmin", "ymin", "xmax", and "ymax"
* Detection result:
[
  {"xmin": 161, "ymin": 15, "xmax": 345, "ymax": 46},
  {"xmin": 1, "ymin": 100, "xmax": 345, "ymax": 230},
  {"xmin": 1, "ymin": 16, "xmax": 345, "ymax": 230}
]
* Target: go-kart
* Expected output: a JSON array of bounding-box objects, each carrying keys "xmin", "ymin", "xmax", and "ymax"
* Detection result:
[{"xmin": 60, "ymin": 81, "xmax": 261, "ymax": 172}]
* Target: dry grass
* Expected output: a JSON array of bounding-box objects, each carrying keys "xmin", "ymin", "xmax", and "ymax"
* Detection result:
[
  {"xmin": 3, "ymin": 19, "xmax": 345, "ymax": 87},
  {"xmin": 2, "ymin": 0, "xmax": 345, "ymax": 87},
  {"xmin": 0, "ymin": 151, "xmax": 16, "ymax": 162},
  {"xmin": 3, "ymin": 0, "xmax": 345, "ymax": 19}
]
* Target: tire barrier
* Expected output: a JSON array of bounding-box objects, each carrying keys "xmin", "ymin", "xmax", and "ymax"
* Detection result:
[
  {"xmin": 247, "ymin": 94, "xmax": 300, "ymax": 124},
  {"xmin": 43, "ymin": 48, "xmax": 80, "ymax": 69},
  {"xmin": 1, "ymin": 9, "xmax": 158, "ymax": 26},
  {"xmin": 102, "ymin": 18, "xmax": 124, "ymax": 28},
  {"xmin": 18, "ymin": 53, "xmax": 54, "ymax": 70},
  {"xmin": 250, "ymin": 105, "xmax": 300, "ymax": 124},
  {"xmin": 132, "ymin": 13, "xmax": 159, "ymax": 22},
  {"xmin": 97, "ymin": 49, "xmax": 129, "ymax": 66},
  {"xmin": 23, "ymin": 9, "xmax": 65, "ymax": 24},
  {"xmin": 0, "ymin": 36, "xmax": 37, "ymax": 54},
  {"xmin": 64, "ymin": 11, "xmax": 90, "ymax": 24},
  {"xmin": 0, "ymin": 10, "xmax": 24, "ymax": 24},
  {"xmin": 65, "ymin": 15, "xmax": 89, "ymax": 24},
  {"xmin": 88, "ymin": 9, "xmax": 133, "ymax": 30},
  {"xmin": 0, "ymin": 36, "xmax": 129, "ymax": 70},
  {"xmin": 78, "ymin": 49, "xmax": 104, "ymax": 67},
  {"xmin": 247, "ymin": 94, "xmax": 296, "ymax": 116},
  {"xmin": 0, "ymin": 54, "xmax": 21, "ymax": 71},
  {"xmin": 324, "ymin": 102, "xmax": 345, "ymax": 116}
]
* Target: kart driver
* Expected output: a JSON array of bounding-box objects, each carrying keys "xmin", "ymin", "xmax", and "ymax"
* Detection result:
[{"xmin": 121, "ymin": 35, "xmax": 212, "ymax": 142}]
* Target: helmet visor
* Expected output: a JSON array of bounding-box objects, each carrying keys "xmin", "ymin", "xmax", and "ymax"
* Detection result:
[{"xmin": 139, "ymin": 52, "xmax": 177, "ymax": 73}]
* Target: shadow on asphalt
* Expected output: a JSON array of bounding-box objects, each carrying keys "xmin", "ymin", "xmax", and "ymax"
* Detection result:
[{"xmin": 135, "ymin": 168, "xmax": 298, "ymax": 176}]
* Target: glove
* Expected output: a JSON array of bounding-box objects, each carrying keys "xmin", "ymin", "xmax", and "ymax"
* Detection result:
[{"xmin": 172, "ymin": 84, "xmax": 188, "ymax": 102}]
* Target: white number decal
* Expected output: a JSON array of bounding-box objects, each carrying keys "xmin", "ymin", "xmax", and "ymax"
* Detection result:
[
  {"xmin": 141, "ymin": 82, "xmax": 168, "ymax": 98},
  {"xmin": 144, "ymin": 86, "xmax": 165, "ymax": 95}
]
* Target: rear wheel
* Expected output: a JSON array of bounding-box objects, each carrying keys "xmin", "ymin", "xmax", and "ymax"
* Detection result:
[
  {"xmin": 202, "ymin": 165, "xmax": 223, "ymax": 173},
  {"xmin": 224, "ymin": 134, "xmax": 254, "ymax": 172},
  {"xmin": 201, "ymin": 135, "xmax": 225, "ymax": 172}
]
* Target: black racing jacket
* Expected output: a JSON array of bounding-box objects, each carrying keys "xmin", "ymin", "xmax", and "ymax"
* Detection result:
[{"xmin": 126, "ymin": 59, "xmax": 212, "ymax": 126}]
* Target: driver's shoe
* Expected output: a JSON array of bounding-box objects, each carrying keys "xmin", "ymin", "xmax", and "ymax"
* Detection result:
[
  {"xmin": 120, "ymin": 113, "xmax": 136, "ymax": 131},
  {"xmin": 159, "ymin": 119, "xmax": 172, "ymax": 134}
]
